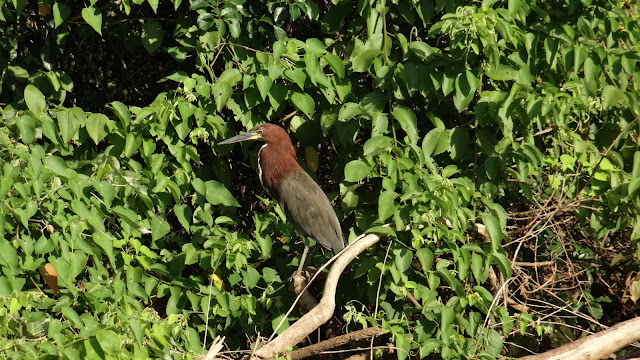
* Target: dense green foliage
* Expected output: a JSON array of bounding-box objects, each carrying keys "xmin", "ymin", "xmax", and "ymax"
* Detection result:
[{"xmin": 1, "ymin": 0, "xmax": 640, "ymax": 359}]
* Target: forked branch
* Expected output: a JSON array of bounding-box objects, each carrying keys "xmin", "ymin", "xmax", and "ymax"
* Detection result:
[{"xmin": 249, "ymin": 233, "xmax": 381, "ymax": 360}]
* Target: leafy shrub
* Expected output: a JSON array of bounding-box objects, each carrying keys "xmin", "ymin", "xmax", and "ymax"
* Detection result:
[{"xmin": 1, "ymin": 0, "xmax": 639, "ymax": 359}]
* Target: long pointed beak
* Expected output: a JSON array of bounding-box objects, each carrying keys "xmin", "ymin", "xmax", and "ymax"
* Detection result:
[{"xmin": 218, "ymin": 131, "xmax": 262, "ymax": 145}]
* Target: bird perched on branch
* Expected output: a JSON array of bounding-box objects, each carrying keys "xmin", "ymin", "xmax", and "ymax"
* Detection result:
[{"xmin": 219, "ymin": 123, "xmax": 344, "ymax": 275}]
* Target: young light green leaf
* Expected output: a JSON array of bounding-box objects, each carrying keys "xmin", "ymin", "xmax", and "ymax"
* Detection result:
[
  {"xmin": 351, "ymin": 49, "xmax": 382, "ymax": 72},
  {"xmin": 24, "ymin": 85, "xmax": 46, "ymax": 114},
  {"xmin": 391, "ymin": 105, "xmax": 419, "ymax": 145},
  {"xmin": 323, "ymin": 53, "xmax": 345, "ymax": 78},
  {"xmin": 151, "ymin": 215, "xmax": 170, "ymax": 241},
  {"xmin": 256, "ymin": 74, "xmax": 272, "ymax": 100},
  {"xmin": 86, "ymin": 113, "xmax": 109, "ymax": 144},
  {"xmin": 291, "ymin": 92, "xmax": 315, "ymax": 118},
  {"xmin": 602, "ymin": 85, "xmax": 626, "ymax": 109},
  {"xmin": 81, "ymin": 6, "xmax": 102, "ymax": 35},
  {"xmin": 213, "ymin": 81, "xmax": 232, "ymax": 112},
  {"xmin": 174, "ymin": 204, "xmax": 192, "ymax": 232},
  {"xmin": 205, "ymin": 180, "xmax": 240, "ymax": 207},
  {"xmin": 53, "ymin": 3, "xmax": 70, "ymax": 28},
  {"xmin": 378, "ymin": 191, "xmax": 398, "ymax": 221},
  {"xmin": 422, "ymin": 128, "xmax": 450, "ymax": 158},
  {"xmin": 344, "ymin": 160, "xmax": 371, "ymax": 182},
  {"xmin": 489, "ymin": 252, "xmax": 513, "ymax": 278},
  {"xmin": 15, "ymin": 115, "xmax": 36, "ymax": 144},
  {"xmin": 480, "ymin": 212, "xmax": 502, "ymax": 251},
  {"xmin": 305, "ymin": 38, "xmax": 326, "ymax": 54},
  {"xmin": 96, "ymin": 330, "xmax": 121, "ymax": 355},
  {"xmin": 57, "ymin": 110, "xmax": 80, "ymax": 144},
  {"xmin": 93, "ymin": 231, "xmax": 116, "ymax": 266}
]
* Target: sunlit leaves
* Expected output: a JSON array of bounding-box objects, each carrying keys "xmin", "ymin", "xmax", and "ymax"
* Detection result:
[
  {"xmin": 291, "ymin": 92, "xmax": 315, "ymax": 118},
  {"xmin": 81, "ymin": 6, "xmax": 102, "ymax": 35},
  {"xmin": 344, "ymin": 160, "xmax": 371, "ymax": 182},
  {"xmin": 391, "ymin": 106, "xmax": 418, "ymax": 145},
  {"xmin": 24, "ymin": 85, "xmax": 45, "ymax": 114}
]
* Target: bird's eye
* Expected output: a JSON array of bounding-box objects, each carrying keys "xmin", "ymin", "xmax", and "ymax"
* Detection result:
[{"xmin": 256, "ymin": 130, "xmax": 263, "ymax": 134}]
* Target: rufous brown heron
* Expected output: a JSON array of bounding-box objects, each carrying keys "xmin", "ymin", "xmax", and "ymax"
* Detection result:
[{"xmin": 219, "ymin": 123, "xmax": 345, "ymax": 275}]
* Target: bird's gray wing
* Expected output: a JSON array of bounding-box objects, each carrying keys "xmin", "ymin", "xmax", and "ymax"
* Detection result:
[{"xmin": 277, "ymin": 169, "xmax": 344, "ymax": 254}]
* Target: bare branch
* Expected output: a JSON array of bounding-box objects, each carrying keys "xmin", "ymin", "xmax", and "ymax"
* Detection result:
[
  {"xmin": 250, "ymin": 233, "xmax": 381, "ymax": 359},
  {"xmin": 519, "ymin": 316, "xmax": 640, "ymax": 360}
]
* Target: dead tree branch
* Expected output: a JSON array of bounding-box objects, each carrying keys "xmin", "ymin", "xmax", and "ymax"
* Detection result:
[
  {"xmin": 519, "ymin": 316, "xmax": 640, "ymax": 360},
  {"xmin": 249, "ymin": 233, "xmax": 381, "ymax": 360},
  {"xmin": 286, "ymin": 327, "xmax": 384, "ymax": 360}
]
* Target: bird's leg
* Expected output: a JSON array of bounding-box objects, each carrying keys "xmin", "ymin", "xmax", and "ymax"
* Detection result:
[{"xmin": 296, "ymin": 238, "xmax": 311, "ymax": 277}]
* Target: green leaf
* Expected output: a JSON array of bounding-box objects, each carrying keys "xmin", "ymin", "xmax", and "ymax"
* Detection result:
[
  {"xmin": 15, "ymin": 115, "xmax": 36, "ymax": 144},
  {"xmin": 174, "ymin": 204, "xmax": 192, "ymax": 232},
  {"xmin": 81, "ymin": 6, "xmax": 102, "ymax": 35},
  {"xmin": 205, "ymin": 180, "xmax": 240, "ymax": 207},
  {"xmin": 628, "ymin": 151, "xmax": 640, "ymax": 196},
  {"xmin": 86, "ymin": 114, "xmax": 109, "ymax": 144},
  {"xmin": 256, "ymin": 74, "xmax": 272, "ymax": 100},
  {"xmin": 96, "ymin": 330, "xmax": 121, "ymax": 355},
  {"xmin": 393, "ymin": 246, "xmax": 411, "ymax": 273},
  {"xmin": 396, "ymin": 334, "xmax": 410, "ymax": 360},
  {"xmin": 142, "ymin": 20, "xmax": 163, "ymax": 53},
  {"xmin": 480, "ymin": 213, "xmax": 502, "ymax": 250},
  {"xmin": 391, "ymin": 106, "xmax": 419, "ymax": 145},
  {"xmin": 147, "ymin": 0, "xmax": 159, "ymax": 13},
  {"xmin": 213, "ymin": 81, "xmax": 232, "ymax": 112},
  {"xmin": 602, "ymin": 85, "xmax": 626, "ymax": 109},
  {"xmin": 94, "ymin": 181, "xmax": 116, "ymax": 208},
  {"xmin": 44, "ymin": 155, "xmax": 70, "ymax": 177},
  {"xmin": 453, "ymin": 70, "xmax": 478, "ymax": 111},
  {"xmin": 151, "ymin": 215, "xmax": 171, "ymax": 241},
  {"xmin": 284, "ymin": 68, "xmax": 307, "ymax": 90},
  {"xmin": 364, "ymin": 136, "xmax": 393, "ymax": 156},
  {"xmin": 351, "ymin": 49, "xmax": 382, "ymax": 72},
  {"xmin": 489, "ymin": 252, "xmax": 513, "ymax": 278},
  {"xmin": 508, "ymin": 0, "xmax": 522, "ymax": 14},
  {"xmin": 305, "ymin": 38, "xmax": 326, "ymax": 54},
  {"xmin": 422, "ymin": 128, "xmax": 450, "ymax": 158},
  {"xmin": 338, "ymin": 102, "xmax": 364, "ymax": 121},
  {"xmin": 57, "ymin": 110, "xmax": 80, "ymax": 144},
  {"xmin": 0, "ymin": 240, "xmax": 18, "ymax": 271},
  {"xmin": 486, "ymin": 64, "xmax": 517, "ymax": 81},
  {"xmin": 344, "ymin": 160, "xmax": 371, "ymax": 182},
  {"xmin": 53, "ymin": 3, "xmax": 71, "ymax": 28},
  {"xmin": 323, "ymin": 53, "xmax": 345, "ymax": 78},
  {"xmin": 291, "ymin": 92, "xmax": 315, "ymax": 118},
  {"xmin": 109, "ymin": 101, "xmax": 132, "ymax": 127},
  {"xmin": 378, "ymin": 191, "xmax": 398, "ymax": 221},
  {"xmin": 218, "ymin": 68, "xmax": 242, "ymax": 86},
  {"xmin": 61, "ymin": 307, "xmax": 84, "ymax": 329},
  {"xmin": 24, "ymin": 85, "xmax": 46, "ymax": 114},
  {"xmin": 408, "ymin": 41, "xmax": 437, "ymax": 59},
  {"xmin": 93, "ymin": 231, "xmax": 116, "ymax": 266}
]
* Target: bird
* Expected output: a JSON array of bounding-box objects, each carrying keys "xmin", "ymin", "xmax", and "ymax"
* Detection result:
[{"xmin": 218, "ymin": 123, "xmax": 345, "ymax": 275}]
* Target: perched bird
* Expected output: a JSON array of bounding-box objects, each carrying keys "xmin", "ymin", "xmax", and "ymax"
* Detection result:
[{"xmin": 219, "ymin": 123, "xmax": 345, "ymax": 275}]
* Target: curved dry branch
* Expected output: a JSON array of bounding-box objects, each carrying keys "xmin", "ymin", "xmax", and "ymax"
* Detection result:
[
  {"xmin": 519, "ymin": 316, "xmax": 640, "ymax": 360},
  {"xmin": 250, "ymin": 233, "xmax": 381, "ymax": 360}
]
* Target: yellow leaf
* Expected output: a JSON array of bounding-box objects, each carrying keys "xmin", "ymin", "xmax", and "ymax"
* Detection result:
[
  {"xmin": 304, "ymin": 146, "xmax": 319, "ymax": 172},
  {"xmin": 38, "ymin": 263, "xmax": 58, "ymax": 296},
  {"xmin": 210, "ymin": 272, "xmax": 225, "ymax": 292},
  {"xmin": 38, "ymin": 2, "xmax": 51, "ymax": 17}
]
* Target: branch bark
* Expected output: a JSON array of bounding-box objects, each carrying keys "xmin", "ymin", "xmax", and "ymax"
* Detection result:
[
  {"xmin": 519, "ymin": 316, "xmax": 640, "ymax": 360},
  {"xmin": 286, "ymin": 327, "xmax": 384, "ymax": 360},
  {"xmin": 250, "ymin": 233, "xmax": 381, "ymax": 360}
]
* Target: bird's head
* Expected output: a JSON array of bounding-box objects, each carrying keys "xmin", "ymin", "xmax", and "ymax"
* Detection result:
[{"xmin": 218, "ymin": 123, "xmax": 291, "ymax": 146}]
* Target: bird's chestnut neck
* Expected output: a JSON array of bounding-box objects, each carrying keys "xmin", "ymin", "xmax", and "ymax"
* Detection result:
[{"xmin": 258, "ymin": 136, "xmax": 301, "ymax": 200}]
